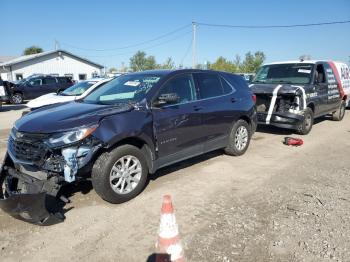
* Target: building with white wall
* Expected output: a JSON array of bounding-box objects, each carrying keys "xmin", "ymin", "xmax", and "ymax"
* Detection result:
[{"xmin": 0, "ymin": 50, "xmax": 104, "ymax": 82}]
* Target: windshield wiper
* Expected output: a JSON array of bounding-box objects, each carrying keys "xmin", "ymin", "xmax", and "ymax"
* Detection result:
[{"xmin": 269, "ymin": 80, "xmax": 293, "ymax": 84}]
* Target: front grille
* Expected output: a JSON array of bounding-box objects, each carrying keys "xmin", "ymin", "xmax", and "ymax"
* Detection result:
[{"xmin": 8, "ymin": 132, "xmax": 49, "ymax": 164}]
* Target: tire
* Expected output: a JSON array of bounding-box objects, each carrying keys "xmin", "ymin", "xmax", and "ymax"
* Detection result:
[
  {"xmin": 91, "ymin": 145, "xmax": 148, "ymax": 204},
  {"xmin": 11, "ymin": 93, "xmax": 23, "ymax": 104},
  {"xmin": 224, "ymin": 119, "xmax": 251, "ymax": 156},
  {"xmin": 332, "ymin": 100, "xmax": 346, "ymax": 121},
  {"xmin": 296, "ymin": 107, "xmax": 314, "ymax": 135}
]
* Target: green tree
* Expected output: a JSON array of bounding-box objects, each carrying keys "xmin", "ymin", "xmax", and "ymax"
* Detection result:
[
  {"xmin": 23, "ymin": 46, "xmax": 43, "ymax": 55},
  {"xmin": 209, "ymin": 56, "xmax": 237, "ymax": 72},
  {"xmin": 240, "ymin": 51, "xmax": 266, "ymax": 73},
  {"xmin": 299, "ymin": 54, "xmax": 311, "ymax": 61},
  {"xmin": 109, "ymin": 67, "xmax": 117, "ymax": 73},
  {"xmin": 129, "ymin": 51, "xmax": 158, "ymax": 71},
  {"xmin": 160, "ymin": 57, "xmax": 175, "ymax": 69}
]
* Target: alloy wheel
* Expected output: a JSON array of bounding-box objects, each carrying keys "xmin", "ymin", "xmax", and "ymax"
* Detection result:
[
  {"xmin": 235, "ymin": 126, "xmax": 248, "ymax": 151},
  {"xmin": 109, "ymin": 155, "xmax": 142, "ymax": 195}
]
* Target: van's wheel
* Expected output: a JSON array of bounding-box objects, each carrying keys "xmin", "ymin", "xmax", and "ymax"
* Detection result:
[
  {"xmin": 92, "ymin": 145, "xmax": 148, "ymax": 204},
  {"xmin": 332, "ymin": 100, "xmax": 346, "ymax": 121},
  {"xmin": 297, "ymin": 107, "xmax": 314, "ymax": 135},
  {"xmin": 224, "ymin": 119, "xmax": 251, "ymax": 156},
  {"xmin": 11, "ymin": 93, "xmax": 23, "ymax": 104}
]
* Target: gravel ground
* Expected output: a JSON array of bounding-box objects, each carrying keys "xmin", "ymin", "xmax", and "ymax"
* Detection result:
[{"xmin": 0, "ymin": 106, "xmax": 349, "ymax": 262}]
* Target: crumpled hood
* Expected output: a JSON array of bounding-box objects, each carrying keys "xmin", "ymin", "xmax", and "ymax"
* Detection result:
[
  {"xmin": 15, "ymin": 101, "xmax": 134, "ymax": 133},
  {"xmin": 250, "ymin": 83, "xmax": 306, "ymax": 95}
]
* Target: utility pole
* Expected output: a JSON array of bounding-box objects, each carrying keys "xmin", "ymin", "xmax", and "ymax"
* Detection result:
[
  {"xmin": 54, "ymin": 39, "xmax": 60, "ymax": 51},
  {"xmin": 192, "ymin": 22, "xmax": 197, "ymax": 69}
]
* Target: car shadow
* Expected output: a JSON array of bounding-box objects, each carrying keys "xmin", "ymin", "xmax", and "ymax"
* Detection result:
[
  {"xmin": 149, "ymin": 149, "xmax": 223, "ymax": 182},
  {"xmin": 58, "ymin": 180, "xmax": 93, "ymax": 200},
  {"xmin": 0, "ymin": 104, "xmax": 26, "ymax": 112},
  {"xmin": 58, "ymin": 149, "xmax": 224, "ymax": 200},
  {"xmin": 256, "ymin": 115, "xmax": 331, "ymax": 135}
]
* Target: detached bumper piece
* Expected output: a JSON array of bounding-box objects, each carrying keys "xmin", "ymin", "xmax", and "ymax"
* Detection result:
[
  {"xmin": 0, "ymin": 192, "xmax": 65, "ymax": 226},
  {"xmin": 0, "ymin": 163, "xmax": 65, "ymax": 226}
]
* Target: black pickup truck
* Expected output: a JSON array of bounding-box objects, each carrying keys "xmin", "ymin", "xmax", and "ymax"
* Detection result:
[{"xmin": 250, "ymin": 60, "xmax": 347, "ymax": 135}]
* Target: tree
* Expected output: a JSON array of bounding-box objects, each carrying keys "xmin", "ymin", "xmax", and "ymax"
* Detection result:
[
  {"xmin": 109, "ymin": 67, "xmax": 117, "ymax": 73},
  {"xmin": 129, "ymin": 51, "xmax": 158, "ymax": 71},
  {"xmin": 209, "ymin": 56, "xmax": 237, "ymax": 72},
  {"xmin": 23, "ymin": 46, "xmax": 43, "ymax": 55},
  {"xmin": 240, "ymin": 51, "xmax": 266, "ymax": 73},
  {"xmin": 299, "ymin": 54, "xmax": 312, "ymax": 61},
  {"xmin": 160, "ymin": 57, "xmax": 175, "ymax": 69}
]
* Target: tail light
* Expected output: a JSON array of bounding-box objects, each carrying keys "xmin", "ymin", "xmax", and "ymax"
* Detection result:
[{"xmin": 252, "ymin": 94, "xmax": 257, "ymax": 103}]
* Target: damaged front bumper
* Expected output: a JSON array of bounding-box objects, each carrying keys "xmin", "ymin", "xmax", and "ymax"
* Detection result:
[
  {"xmin": 0, "ymin": 132, "xmax": 103, "ymax": 225},
  {"xmin": 257, "ymin": 111, "xmax": 305, "ymax": 130},
  {"xmin": 0, "ymin": 163, "xmax": 65, "ymax": 225}
]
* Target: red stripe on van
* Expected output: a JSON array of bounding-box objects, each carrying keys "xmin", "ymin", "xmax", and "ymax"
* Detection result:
[{"xmin": 328, "ymin": 61, "xmax": 345, "ymax": 98}]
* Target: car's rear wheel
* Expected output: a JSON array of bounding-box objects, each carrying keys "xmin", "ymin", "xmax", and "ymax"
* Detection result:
[
  {"xmin": 296, "ymin": 107, "xmax": 314, "ymax": 135},
  {"xmin": 224, "ymin": 119, "xmax": 251, "ymax": 156},
  {"xmin": 332, "ymin": 100, "xmax": 346, "ymax": 121},
  {"xmin": 91, "ymin": 145, "xmax": 148, "ymax": 204},
  {"xmin": 11, "ymin": 93, "xmax": 23, "ymax": 104}
]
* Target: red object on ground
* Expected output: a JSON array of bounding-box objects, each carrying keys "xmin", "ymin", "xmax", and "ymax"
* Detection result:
[
  {"xmin": 156, "ymin": 195, "xmax": 185, "ymax": 262},
  {"xmin": 284, "ymin": 137, "xmax": 304, "ymax": 146}
]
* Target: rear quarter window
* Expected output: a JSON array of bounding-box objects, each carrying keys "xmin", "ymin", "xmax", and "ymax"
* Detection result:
[
  {"xmin": 195, "ymin": 73, "xmax": 225, "ymax": 99},
  {"xmin": 222, "ymin": 73, "xmax": 249, "ymax": 92}
]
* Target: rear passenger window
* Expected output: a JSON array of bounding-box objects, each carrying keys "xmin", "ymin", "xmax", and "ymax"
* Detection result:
[
  {"xmin": 43, "ymin": 78, "xmax": 57, "ymax": 85},
  {"xmin": 196, "ymin": 73, "xmax": 224, "ymax": 99}
]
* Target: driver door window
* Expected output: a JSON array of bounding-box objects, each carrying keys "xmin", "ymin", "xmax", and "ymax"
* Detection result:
[
  {"xmin": 29, "ymin": 79, "xmax": 42, "ymax": 86},
  {"xmin": 158, "ymin": 74, "xmax": 197, "ymax": 105}
]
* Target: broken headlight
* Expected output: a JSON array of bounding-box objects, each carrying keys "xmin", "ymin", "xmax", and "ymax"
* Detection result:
[{"xmin": 46, "ymin": 125, "xmax": 98, "ymax": 147}]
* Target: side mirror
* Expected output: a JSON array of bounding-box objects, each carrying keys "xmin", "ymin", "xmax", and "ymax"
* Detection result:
[{"xmin": 154, "ymin": 93, "xmax": 180, "ymax": 106}]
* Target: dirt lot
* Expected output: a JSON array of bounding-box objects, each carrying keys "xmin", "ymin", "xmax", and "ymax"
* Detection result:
[{"xmin": 0, "ymin": 105, "xmax": 350, "ymax": 262}]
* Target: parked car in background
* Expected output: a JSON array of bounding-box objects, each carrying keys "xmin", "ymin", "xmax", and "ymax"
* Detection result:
[
  {"xmin": 250, "ymin": 60, "xmax": 349, "ymax": 135},
  {"xmin": 239, "ymin": 73, "xmax": 255, "ymax": 83},
  {"xmin": 9, "ymin": 75, "xmax": 74, "ymax": 104},
  {"xmin": 26, "ymin": 78, "xmax": 112, "ymax": 110},
  {"xmin": 0, "ymin": 69, "xmax": 257, "ymax": 224},
  {"xmin": 0, "ymin": 79, "xmax": 9, "ymax": 108}
]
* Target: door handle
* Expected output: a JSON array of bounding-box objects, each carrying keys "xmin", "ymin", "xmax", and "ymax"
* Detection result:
[
  {"xmin": 193, "ymin": 106, "xmax": 203, "ymax": 111},
  {"xmin": 231, "ymin": 97, "xmax": 237, "ymax": 103}
]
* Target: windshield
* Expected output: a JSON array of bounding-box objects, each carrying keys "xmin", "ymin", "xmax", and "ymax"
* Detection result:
[
  {"xmin": 61, "ymin": 81, "xmax": 97, "ymax": 96},
  {"xmin": 253, "ymin": 63, "xmax": 314, "ymax": 84},
  {"xmin": 83, "ymin": 74, "xmax": 162, "ymax": 105}
]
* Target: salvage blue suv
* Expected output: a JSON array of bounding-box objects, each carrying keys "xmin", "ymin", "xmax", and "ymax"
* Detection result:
[{"xmin": 0, "ymin": 69, "xmax": 257, "ymax": 224}]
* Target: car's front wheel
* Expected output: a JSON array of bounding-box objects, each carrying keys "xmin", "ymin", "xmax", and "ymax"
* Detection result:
[
  {"xmin": 296, "ymin": 107, "xmax": 314, "ymax": 135},
  {"xmin": 11, "ymin": 93, "xmax": 23, "ymax": 104},
  {"xmin": 224, "ymin": 119, "xmax": 251, "ymax": 156},
  {"xmin": 92, "ymin": 145, "xmax": 148, "ymax": 204}
]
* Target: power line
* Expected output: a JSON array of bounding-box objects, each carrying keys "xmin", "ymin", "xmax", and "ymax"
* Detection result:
[
  {"xmin": 61, "ymin": 24, "xmax": 191, "ymax": 51},
  {"xmin": 83, "ymin": 30, "xmax": 192, "ymax": 58},
  {"xmin": 180, "ymin": 34, "xmax": 193, "ymax": 66},
  {"xmin": 196, "ymin": 20, "xmax": 350, "ymax": 29}
]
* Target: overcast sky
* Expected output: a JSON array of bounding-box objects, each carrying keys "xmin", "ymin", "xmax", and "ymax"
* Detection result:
[{"xmin": 1, "ymin": 0, "xmax": 349, "ymax": 68}]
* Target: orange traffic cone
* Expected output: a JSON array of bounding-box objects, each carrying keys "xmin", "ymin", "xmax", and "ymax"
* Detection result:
[{"xmin": 155, "ymin": 195, "xmax": 185, "ymax": 262}]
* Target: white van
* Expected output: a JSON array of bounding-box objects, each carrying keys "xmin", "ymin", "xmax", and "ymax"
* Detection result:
[{"xmin": 332, "ymin": 62, "xmax": 350, "ymax": 107}]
